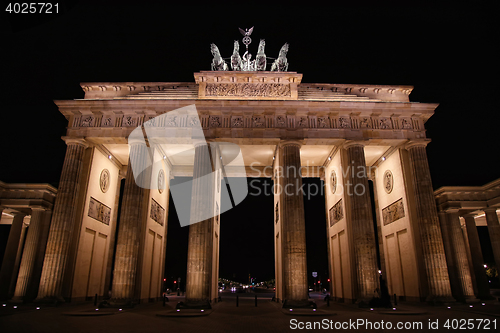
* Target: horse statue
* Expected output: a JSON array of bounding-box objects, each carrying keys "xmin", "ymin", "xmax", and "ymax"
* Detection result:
[
  {"xmin": 255, "ymin": 39, "xmax": 266, "ymax": 71},
  {"xmin": 231, "ymin": 40, "xmax": 242, "ymax": 71},
  {"xmin": 210, "ymin": 43, "xmax": 228, "ymax": 71},
  {"xmin": 271, "ymin": 43, "xmax": 289, "ymax": 72}
]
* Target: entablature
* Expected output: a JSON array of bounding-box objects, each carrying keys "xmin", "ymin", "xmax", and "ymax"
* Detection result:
[{"xmin": 56, "ymin": 99, "xmax": 435, "ymax": 142}]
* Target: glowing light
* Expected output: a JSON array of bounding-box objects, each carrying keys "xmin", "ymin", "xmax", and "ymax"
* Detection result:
[
  {"xmin": 381, "ymin": 157, "xmax": 386, "ymax": 161},
  {"xmin": 2, "ymin": 304, "xmax": 5, "ymax": 307},
  {"xmin": 119, "ymin": 309, "xmax": 123, "ymax": 311},
  {"xmin": 313, "ymin": 309, "xmax": 316, "ymax": 311},
  {"xmin": 393, "ymin": 308, "xmax": 396, "ymax": 310},
  {"xmin": 108, "ymin": 155, "xmax": 112, "ymax": 159},
  {"xmin": 469, "ymin": 305, "xmax": 473, "ymax": 308},
  {"xmin": 484, "ymin": 264, "xmax": 487, "ymax": 268},
  {"xmin": 447, "ymin": 307, "xmax": 451, "ymax": 309},
  {"xmin": 289, "ymin": 309, "xmax": 293, "ymax": 311},
  {"xmin": 36, "ymin": 307, "xmax": 40, "ymax": 310},
  {"xmin": 95, "ymin": 309, "xmax": 99, "ymax": 311},
  {"xmin": 176, "ymin": 309, "xmax": 180, "ymax": 312},
  {"xmin": 370, "ymin": 308, "xmax": 374, "ymax": 311},
  {"xmin": 13, "ymin": 306, "xmax": 17, "ymax": 309},
  {"xmin": 201, "ymin": 309, "xmax": 204, "ymax": 312},
  {"xmin": 482, "ymin": 303, "xmax": 485, "ymax": 306}
]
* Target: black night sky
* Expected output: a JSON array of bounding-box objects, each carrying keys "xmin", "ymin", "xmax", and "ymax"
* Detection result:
[{"xmin": 1, "ymin": 4, "xmax": 498, "ymax": 288}]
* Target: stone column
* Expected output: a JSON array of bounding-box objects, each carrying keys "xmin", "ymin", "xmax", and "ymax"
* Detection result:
[
  {"xmin": 463, "ymin": 214, "xmax": 492, "ymax": 300},
  {"xmin": 279, "ymin": 141, "xmax": 308, "ymax": 305},
  {"xmin": 36, "ymin": 138, "xmax": 88, "ymax": 302},
  {"xmin": 111, "ymin": 141, "xmax": 150, "ymax": 303},
  {"xmin": 343, "ymin": 142, "xmax": 379, "ymax": 303},
  {"xmin": 103, "ymin": 173, "xmax": 125, "ymax": 298},
  {"xmin": 0, "ymin": 212, "xmax": 26, "ymax": 300},
  {"xmin": 12, "ymin": 208, "xmax": 46, "ymax": 302},
  {"xmin": 185, "ymin": 142, "xmax": 214, "ymax": 304},
  {"xmin": 442, "ymin": 209, "xmax": 475, "ymax": 302},
  {"xmin": 484, "ymin": 208, "xmax": 500, "ymax": 268},
  {"xmin": 406, "ymin": 141, "xmax": 453, "ymax": 303},
  {"xmin": 9, "ymin": 220, "xmax": 28, "ymax": 298}
]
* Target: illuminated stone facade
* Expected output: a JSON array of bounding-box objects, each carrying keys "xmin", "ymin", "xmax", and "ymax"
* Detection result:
[{"xmin": 1, "ymin": 71, "xmax": 495, "ymax": 306}]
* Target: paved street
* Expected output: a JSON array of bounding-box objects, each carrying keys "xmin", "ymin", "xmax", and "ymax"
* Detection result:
[{"xmin": 1, "ymin": 292, "xmax": 499, "ymax": 333}]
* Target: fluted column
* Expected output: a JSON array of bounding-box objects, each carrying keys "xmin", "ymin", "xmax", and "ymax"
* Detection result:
[
  {"xmin": 343, "ymin": 142, "xmax": 379, "ymax": 302},
  {"xmin": 441, "ymin": 209, "xmax": 475, "ymax": 301},
  {"xmin": 279, "ymin": 141, "xmax": 308, "ymax": 305},
  {"xmin": 9, "ymin": 220, "xmax": 28, "ymax": 298},
  {"xmin": 12, "ymin": 208, "xmax": 46, "ymax": 302},
  {"xmin": 185, "ymin": 142, "xmax": 214, "ymax": 303},
  {"xmin": 484, "ymin": 208, "xmax": 500, "ymax": 268},
  {"xmin": 36, "ymin": 138, "xmax": 88, "ymax": 302},
  {"xmin": 464, "ymin": 214, "xmax": 492, "ymax": 300},
  {"xmin": 111, "ymin": 142, "xmax": 150, "ymax": 303},
  {"xmin": 406, "ymin": 141, "xmax": 453, "ymax": 303},
  {"xmin": 0, "ymin": 212, "xmax": 26, "ymax": 300},
  {"xmin": 103, "ymin": 172, "xmax": 125, "ymax": 298}
]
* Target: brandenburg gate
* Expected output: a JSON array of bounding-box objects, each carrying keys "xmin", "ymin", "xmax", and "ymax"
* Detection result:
[{"xmin": 2, "ymin": 33, "xmax": 493, "ymax": 308}]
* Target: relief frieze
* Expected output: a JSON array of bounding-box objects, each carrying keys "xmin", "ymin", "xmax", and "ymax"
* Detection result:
[{"xmin": 205, "ymin": 83, "xmax": 291, "ymax": 98}]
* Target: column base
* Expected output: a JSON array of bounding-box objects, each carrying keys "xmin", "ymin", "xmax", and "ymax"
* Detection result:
[
  {"xmin": 282, "ymin": 299, "xmax": 316, "ymax": 309},
  {"xmin": 103, "ymin": 299, "xmax": 137, "ymax": 308},
  {"xmin": 34, "ymin": 296, "xmax": 66, "ymax": 306},
  {"xmin": 176, "ymin": 299, "xmax": 211, "ymax": 310},
  {"xmin": 425, "ymin": 295, "xmax": 456, "ymax": 305},
  {"xmin": 359, "ymin": 297, "xmax": 392, "ymax": 308},
  {"xmin": 478, "ymin": 293, "xmax": 496, "ymax": 301},
  {"xmin": 464, "ymin": 295, "xmax": 480, "ymax": 304},
  {"xmin": 9, "ymin": 296, "xmax": 25, "ymax": 304}
]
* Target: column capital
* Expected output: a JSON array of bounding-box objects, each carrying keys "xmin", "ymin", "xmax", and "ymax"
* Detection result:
[
  {"xmin": 462, "ymin": 213, "xmax": 477, "ymax": 219},
  {"xmin": 10, "ymin": 211, "xmax": 26, "ymax": 218},
  {"xmin": 342, "ymin": 140, "xmax": 368, "ymax": 149},
  {"xmin": 483, "ymin": 207, "xmax": 498, "ymax": 213},
  {"xmin": 127, "ymin": 137, "xmax": 148, "ymax": 146},
  {"xmin": 405, "ymin": 139, "xmax": 431, "ymax": 150},
  {"xmin": 192, "ymin": 138, "xmax": 209, "ymax": 148},
  {"xmin": 444, "ymin": 208, "xmax": 461, "ymax": 214},
  {"xmin": 279, "ymin": 140, "xmax": 302, "ymax": 149},
  {"xmin": 62, "ymin": 137, "xmax": 89, "ymax": 148},
  {"xmin": 118, "ymin": 168, "xmax": 127, "ymax": 180},
  {"xmin": 29, "ymin": 206, "xmax": 47, "ymax": 213}
]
